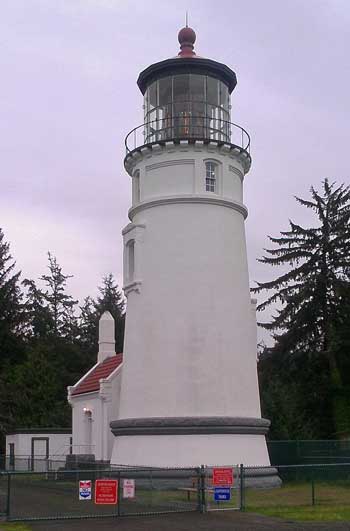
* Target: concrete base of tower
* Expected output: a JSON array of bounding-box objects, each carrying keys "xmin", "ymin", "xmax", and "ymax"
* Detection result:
[{"xmin": 110, "ymin": 416, "xmax": 273, "ymax": 469}]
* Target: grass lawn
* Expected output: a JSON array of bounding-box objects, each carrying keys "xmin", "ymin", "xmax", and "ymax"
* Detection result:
[
  {"xmin": 246, "ymin": 481, "xmax": 350, "ymax": 521},
  {"xmin": 0, "ymin": 524, "xmax": 32, "ymax": 531},
  {"xmin": 248, "ymin": 505, "xmax": 350, "ymax": 522}
]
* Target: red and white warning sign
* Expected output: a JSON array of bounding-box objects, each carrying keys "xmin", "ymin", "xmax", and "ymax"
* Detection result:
[
  {"xmin": 79, "ymin": 480, "xmax": 92, "ymax": 500},
  {"xmin": 95, "ymin": 479, "xmax": 118, "ymax": 505},
  {"xmin": 212, "ymin": 467, "xmax": 234, "ymax": 487},
  {"xmin": 123, "ymin": 478, "xmax": 135, "ymax": 499}
]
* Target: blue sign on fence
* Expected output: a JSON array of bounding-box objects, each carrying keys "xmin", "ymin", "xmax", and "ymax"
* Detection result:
[{"xmin": 214, "ymin": 487, "xmax": 231, "ymax": 501}]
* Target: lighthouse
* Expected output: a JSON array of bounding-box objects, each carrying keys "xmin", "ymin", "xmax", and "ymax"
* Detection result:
[{"xmin": 110, "ymin": 26, "xmax": 271, "ymax": 469}]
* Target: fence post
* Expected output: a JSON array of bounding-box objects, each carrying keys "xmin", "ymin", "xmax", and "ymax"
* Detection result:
[
  {"xmin": 117, "ymin": 470, "xmax": 121, "ymax": 517},
  {"xmin": 311, "ymin": 474, "xmax": 315, "ymax": 506},
  {"xmin": 196, "ymin": 467, "xmax": 201, "ymax": 513},
  {"xmin": 6, "ymin": 473, "xmax": 11, "ymax": 520},
  {"xmin": 239, "ymin": 464, "xmax": 245, "ymax": 511},
  {"xmin": 200, "ymin": 465, "xmax": 206, "ymax": 513}
]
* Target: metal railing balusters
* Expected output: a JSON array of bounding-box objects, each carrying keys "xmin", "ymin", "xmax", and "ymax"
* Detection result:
[{"xmin": 125, "ymin": 116, "xmax": 251, "ymax": 155}]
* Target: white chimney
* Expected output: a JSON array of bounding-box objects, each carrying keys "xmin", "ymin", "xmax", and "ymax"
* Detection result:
[{"xmin": 98, "ymin": 311, "xmax": 116, "ymax": 363}]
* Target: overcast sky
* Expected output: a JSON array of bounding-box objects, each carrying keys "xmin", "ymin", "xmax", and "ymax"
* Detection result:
[{"xmin": 1, "ymin": 0, "xmax": 349, "ymax": 344}]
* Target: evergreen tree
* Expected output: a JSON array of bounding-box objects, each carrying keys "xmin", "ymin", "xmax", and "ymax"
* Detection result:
[
  {"xmin": 78, "ymin": 296, "xmax": 98, "ymax": 364},
  {"xmin": 95, "ymin": 273, "xmax": 125, "ymax": 317},
  {"xmin": 0, "ymin": 229, "xmax": 25, "ymax": 446},
  {"xmin": 254, "ymin": 180, "xmax": 350, "ymax": 438},
  {"xmin": 7, "ymin": 345, "xmax": 71, "ymax": 429},
  {"xmin": 79, "ymin": 274, "xmax": 125, "ymax": 355},
  {"xmin": 95, "ymin": 273, "xmax": 125, "ymax": 353},
  {"xmin": 259, "ymin": 346, "xmax": 333, "ymax": 439},
  {"xmin": 39, "ymin": 253, "xmax": 78, "ymax": 339},
  {"xmin": 328, "ymin": 281, "xmax": 350, "ymax": 436},
  {"xmin": 253, "ymin": 179, "xmax": 350, "ymax": 356},
  {"xmin": 22, "ymin": 279, "xmax": 53, "ymax": 340},
  {"xmin": 0, "ymin": 228, "xmax": 24, "ymax": 363}
]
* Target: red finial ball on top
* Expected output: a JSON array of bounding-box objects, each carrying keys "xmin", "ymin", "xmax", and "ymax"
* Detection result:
[{"xmin": 178, "ymin": 26, "xmax": 196, "ymax": 57}]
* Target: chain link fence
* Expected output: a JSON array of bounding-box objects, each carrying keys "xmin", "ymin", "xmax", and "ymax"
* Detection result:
[
  {"xmin": 267, "ymin": 440, "xmax": 350, "ymax": 465},
  {"xmin": 2, "ymin": 462, "xmax": 350, "ymax": 521},
  {"xmin": 0, "ymin": 472, "xmax": 7, "ymax": 516},
  {"xmin": 3, "ymin": 466, "xmax": 202, "ymax": 521},
  {"xmin": 0, "ymin": 455, "xmax": 66, "ymax": 472}
]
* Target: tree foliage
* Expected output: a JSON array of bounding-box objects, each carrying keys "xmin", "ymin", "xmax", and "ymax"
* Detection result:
[
  {"xmin": 39, "ymin": 253, "xmax": 78, "ymax": 339},
  {"xmin": 0, "ymin": 234, "xmax": 125, "ymax": 450},
  {"xmin": 254, "ymin": 180, "xmax": 350, "ymax": 438},
  {"xmin": 253, "ymin": 179, "xmax": 350, "ymax": 353},
  {"xmin": 0, "ymin": 228, "xmax": 24, "ymax": 364},
  {"xmin": 79, "ymin": 274, "xmax": 125, "ymax": 355}
]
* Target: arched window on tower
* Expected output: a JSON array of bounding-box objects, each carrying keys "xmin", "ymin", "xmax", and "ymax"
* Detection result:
[
  {"xmin": 126, "ymin": 240, "xmax": 135, "ymax": 282},
  {"xmin": 205, "ymin": 161, "xmax": 217, "ymax": 193}
]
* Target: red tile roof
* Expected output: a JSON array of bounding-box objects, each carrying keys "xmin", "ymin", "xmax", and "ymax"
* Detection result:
[{"xmin": 71, "ymin": 354, "xmax": 123, "ymax": 396}]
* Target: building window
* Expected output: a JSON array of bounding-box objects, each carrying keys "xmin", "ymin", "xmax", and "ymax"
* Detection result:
[
  {"xmin": 133, "ymin": 171, "xmax": 140, "ymax": 203},
  {"xmin": 126, "ymin": 240, "xmax": 135, "ymax": 281},
  {"xmin": 205, "ymin": 161, "xmax": 217, "ymax": 192}
]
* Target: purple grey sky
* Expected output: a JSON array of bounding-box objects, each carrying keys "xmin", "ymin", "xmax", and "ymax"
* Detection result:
[{"xmin": 1, "ymin": 0, "xmax": 349, "ymax": 345}]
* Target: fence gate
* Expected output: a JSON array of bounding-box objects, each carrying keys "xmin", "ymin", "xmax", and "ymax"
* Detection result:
[{"xmin": 204, "ymin": 465, "xmax": 241, "ymax": 512}]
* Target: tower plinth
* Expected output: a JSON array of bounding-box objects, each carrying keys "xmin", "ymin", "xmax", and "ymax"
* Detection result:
[{"xmin": 110, "ymin": 27, "xmax": 272, "ymax": 470}]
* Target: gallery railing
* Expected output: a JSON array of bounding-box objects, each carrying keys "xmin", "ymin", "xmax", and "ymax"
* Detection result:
[{"xmin": 125, "ymin": 116, "xmax": 250, "ymax": 154}]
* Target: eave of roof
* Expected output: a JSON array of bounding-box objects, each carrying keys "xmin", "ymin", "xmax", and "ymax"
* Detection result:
[
  {"xmin": 71, "ymin": 353, "xmax": 123, "ymax": 397},
  {"xmin": 137, "ymin": 57, "xmax": 237, "ymax": 95}
]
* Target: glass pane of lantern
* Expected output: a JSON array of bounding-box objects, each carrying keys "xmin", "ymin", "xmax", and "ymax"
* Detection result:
[
  {"xmin": 149, "ymin": 81, "xmax": 158, "ymax": 110},
  {"xmin": 192, "ymin": 100, "xmax": 206, "ymax": 137},
  {"xmin": 206, "ymin": 76, "xmax": 219, "ymax": 106},
  {"xmin": 159, "ymin": 76, "xmax": 172, "ymax": 106},
  {"xmin": 219, "ymin": 81, "xmax": 229, "ymax": 113},
  {"xmin": 190, "ymin": 74, "xmax": 205, "ymax": 102},
  {"xmin": 158, "ymin": 77, "xmax": 173, "ymax": 139},
  {"xmin": 174, "ymin": 101, "xmax": 191, "ymax": 137},
  {"xmin": 174, "ymin": 74, "xmax": 190, "ymax": 102},
  {"xmin": 145, "ymin": 81, "xmax": 158, "ymax": 142}
]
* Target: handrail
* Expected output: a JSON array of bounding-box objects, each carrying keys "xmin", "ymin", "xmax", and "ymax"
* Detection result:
[{"xmin": 125, "ymin": 116, "xmax": 250, "ymax": 155}]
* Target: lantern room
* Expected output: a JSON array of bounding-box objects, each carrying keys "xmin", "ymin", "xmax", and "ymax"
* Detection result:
[{"xmin": 132, "ymin": 26, "xmax": 246, "ymax": 148}]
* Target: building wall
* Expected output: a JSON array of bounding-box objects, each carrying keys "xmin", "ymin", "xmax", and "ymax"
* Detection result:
[
  {"xmin": 70, "ymin": 367, "xmax": 122, "ymax": 461},
  {"xmin": 71, "ymin": 393, "xmax": 101, "ymax": 457},
  {"xmin": 5, "ymin": 432, "xmax": 72, "ymax": 460},
  {"xmin": 114, "ymin": 433, "xmax": 269, "ymax": 468},
  {"xmin": 120, "ymin": 145, "xmax": 260, "ymax": 420},
  {"xmin": 106, "ymin": 370, "xmax": 122, "ymax": 461},
  {"xmin": 112, "ymin": 142, "xmax": 270, "ymax": 467},
  {"xmin": 132, "ymin": 147, "xmax": 245, "ymax": 205}
]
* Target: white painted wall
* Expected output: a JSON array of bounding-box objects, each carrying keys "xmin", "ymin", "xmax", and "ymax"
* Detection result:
[
  {"xmin": 112, "ymin": 434, "xmax": 269, "ymax": 468},
  {"xmin": 69, "ymin": 366, "xmax": 122, "ymax": 461},
  {"xmin": 111, "ymin": 142, "xmax": 270, "ymax": 467},
  {"xmin": 133, "ymin": 146, "xmax": 245, "ymax": 205},
  {"xmin": 5, "ymin": 432, "xmax": 72, "ymax": 460}
]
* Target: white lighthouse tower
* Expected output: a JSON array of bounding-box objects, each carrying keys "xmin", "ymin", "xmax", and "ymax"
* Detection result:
[{"xmin": 110, "ymin": 26, "xmax": 271, "ymax": 469}]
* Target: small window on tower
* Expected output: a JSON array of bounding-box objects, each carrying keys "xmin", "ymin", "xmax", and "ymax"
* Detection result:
[
  {"xmin": 127, "ymin": 240, "xmax": 135, "ymax": 281},
  {"xmin": 133, "ymin": 171, "xmax": 140, "ymax": 204},
  {"xmin": 205, "ymin": 161, "xmax": 217, "ymax": 193}
]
